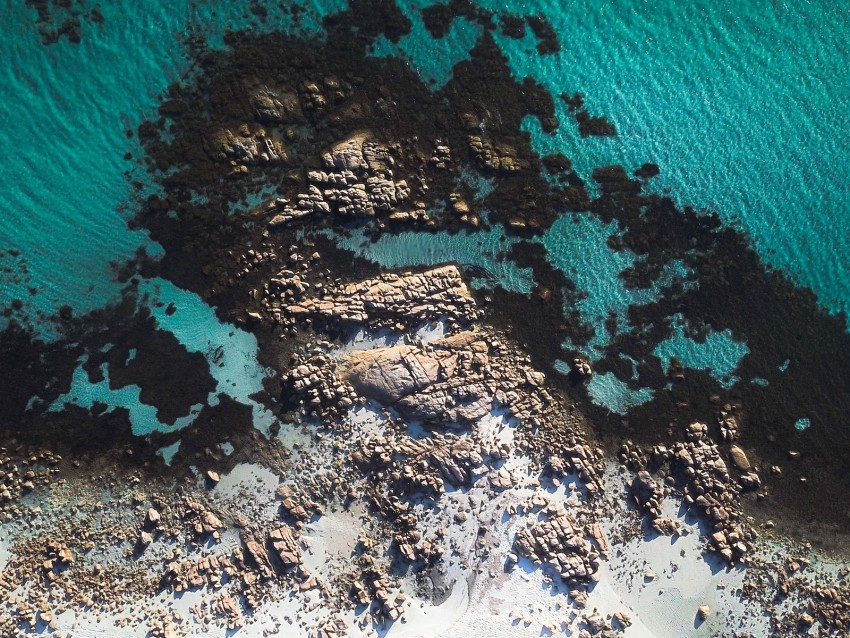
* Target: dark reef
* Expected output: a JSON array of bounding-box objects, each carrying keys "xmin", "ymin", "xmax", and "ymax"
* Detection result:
[{"xmin": 24, "ymin": 0, "xmax": 103, "ymax": 45}]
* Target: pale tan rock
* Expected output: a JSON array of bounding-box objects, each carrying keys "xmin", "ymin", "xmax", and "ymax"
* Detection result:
[{"xmin": 729, "ymin": 445, "xmax": 751, "ymax": 471}]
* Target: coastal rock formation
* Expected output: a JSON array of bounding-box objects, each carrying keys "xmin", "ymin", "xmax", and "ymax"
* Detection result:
[
  {"xmin": 467, "ymin": 134, "xmax": 525, "ymax": 173},
  {"xmin": 250, "ymin": 89, "xmax": 304, "ymax": 123},
  {"xmin": 266, "ymin": 134, "xmax": 411, "ymax": 227},
  {"xmin": 269, "ymin": 524, "xmax": 302, "ymax": 568},
  {"xmin": 394, "ymin": 434, "xmax": 485, "ymax": 490},
  {"xmin": 630, "ymin": 470, "xmax": 663, "ymax": 518},
  {"xmin": 343, "ymin": 331, "xmax": 497, "ymax": 423},
  {"xmin": 729, "ymin": 444, "xmax": 751, "ymax": 471},
  {"xmin": 287, "ymin": 265, "xmax": 479, "ymax": 328},
  {"xmin": 284, "ymin": 328, "xmax": 554, "ymax": 429},
  {"xmin": 677, "ymin": 423, "xmax": 754, "ymax": 562},
  {"xmin": 716, "ymin": 404, "xmax": 740, "ymax": 442},
  {"xmin": 513, "ymin": 509, "xmax": 602, "ymax": 585},
  {"xmin": 210, "ymin": 125, "xmax": 288, "ymax": 166},
  {"xmin": 621, "ymin": 422, "xmax": 755, "ymax": 563}
]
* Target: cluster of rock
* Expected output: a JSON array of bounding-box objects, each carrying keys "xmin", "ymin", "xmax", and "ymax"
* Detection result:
[
  {"xmin": 630, "ymin": 470, "xmax": 664, "ymax": 517},
  {"xmin": 39, "ymin": 541, "xmax": 74, "ymax": 579},
  {"xmin": 312, "ymin": 616, "xmax": 351, "ymax": 638},
  {"xmin": 250, "ymin": 75, "xmax": 354, "ymax": 126},
  {"xmin": 467, "ymin": 135, "xmax": 524, "ymax": 173},
  {"xmin": 161, "ymin": 523, "xmax": 304, "ymax": 601},
  {"xmin": 161, "ymin": 551, "xmax": 240, "ymax": 593},
  {"xmin": 269, "ymin": 524, "xmax": 302, "ymax": 568},
  {"xmin": 546, "ymin": 445, "xmax": 605, "ymax": 497},
  {"xmin": 353, "ymin": 433, "xmax": 485, "ymax": 494},
  {"xmin": 0, "ymin": 446, "xmax": 62, "ymax": 519},
  {"xmin": 571, "ymin": 357, "xmax": 593, "ymax": 380},
  {"xmin": 0, "ymin": 495, "xmax": 157, "ymax": 636},
  {"xmin": 447, "ymin": 192, "xmax": 480, "ymax": 227},
  {"xmin": 212, "ymin": 77, "xmax": 359, "ymax": 172},
  {"xmin": 512, "ymin": 508, "xmax": 603, "ymax": 586},
  {"xmin": 210, "ymin": 124, "xmax": 288, "ymax": 168},
  {"xmin": 138, "ymin": 505, "xmax": 163, "ymax": 549},
  {"xmin": 630, "ymin": 471, "xmax": 680, "ymax": 536},
  {"xmin": 284, "ymin": 327, "xmax": 554, "ymax": 433},
  {"xmin": 429, "ymin": 138, "xmax": 452, "ymax": 168},
  {"xmin": 296, "ymin": 76, "xmax": 355, "ymax": 118},
  {"xmin": 810, "ymin": 585, "xmax": 850, "ymax": 633},
  {"xmin": 267, "ymin": 135, "xmax": 411, "ymax": 227},
  {"xmin": 621, "ymin": 422, "xmax": 756, "ymax": 563},
  {"xmin": 350, "ymin": 572, "xmax": 407, "ymax": 625},
  {"xmin": 276, "ymin": 474, "xmax": 341, "ymax": 522},
  {"xmin": 367, "ymin": 490, "xmax": 445, "ymax": 564},
  {"xmin": 181, "ymin": 498, "xmax": 226, "ymax": 543},
  {"xmin": 287, "ymin": 265, "xmax": 480, "ymax": 329},
  {"xmin": 715, "ymin": 400, "xmax": 740, "ymax": 442},
  {"xmin": 250, "ymin": 88, "xmax": 303, "ymax": 123}
]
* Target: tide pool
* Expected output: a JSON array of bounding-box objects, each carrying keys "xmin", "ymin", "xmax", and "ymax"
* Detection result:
[
  {"xmin": 586, "ymin": 371, "xmax": 654, "ymax": 415},
  {"xmin": 49, "ymin": 277, "xmax": 278, "ymax": 437},
  {"xmin": 370, "ymin": 5, "xmax": 482, "ymax": 88},
  {"xmin": 653, "ymin": 314, "xmax": 750, "ymax": 388},
  {"xmin": 326, "ymin": 224, "xmax": 535, "ymax": 294},
  {"xmin": 543, "ymin": 212, "xmax": 693, "ymax": 357},
  {"xmin": 50, "ymin": 358, "xmax": 204, "ymax": 436}
]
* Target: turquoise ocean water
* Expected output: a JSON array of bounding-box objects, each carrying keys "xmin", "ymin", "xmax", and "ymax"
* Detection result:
[{"xmin": 2, "ymin": 0, "xmax": 849, "ymax": 422}]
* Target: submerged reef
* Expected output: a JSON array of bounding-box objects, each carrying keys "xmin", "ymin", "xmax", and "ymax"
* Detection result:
[{"xmin": 3, "ymin": 0, "xmax": 850, "ymax": 636}]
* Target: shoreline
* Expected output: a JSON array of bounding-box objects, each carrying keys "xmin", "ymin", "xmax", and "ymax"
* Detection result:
[
  {"xmin": 2, "ymin": 1, "xmax": 850, "ymax": 635},
  {"xmin": 1, "ymin": 263, "xmax": 848, "ymax": 636}
]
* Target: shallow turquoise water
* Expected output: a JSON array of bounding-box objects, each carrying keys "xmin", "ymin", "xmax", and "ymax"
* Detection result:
[
  {"xmin": 3, "ymin": 0, "xmax": 849, "ymax": 420},
  {"xmin": 49, "ymin": 277, "xmax": 277, "ymax": 436},
  {"xmin": 490, "ymin": 0, "xmax": 850, "ymax": 316},
  {"xmin": 326, "ymin": 224, "xmax": 535, "ymax": 294},
  {"xmin": 653, "ymin": 314, "xmax": 750, "ymax": 389},
  {"xmin": 543, "ymin": 212, "xmax": 693, "ymax": 358},
  {"xmin": 0, "ymin": 0, "xmax": 342, "ymax": 339}
]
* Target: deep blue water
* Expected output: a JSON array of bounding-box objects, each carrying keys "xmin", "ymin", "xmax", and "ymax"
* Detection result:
[{"xmin": 2, "ymin": 0, "xmax": 849, "ymax": 423}]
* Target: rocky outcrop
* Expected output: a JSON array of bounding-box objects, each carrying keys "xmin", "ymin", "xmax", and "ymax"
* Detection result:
[
  {"xmin": 267, "ymin": 134, "xmax": 411, "ymax": 227},
  {"xmin": 630, "ymin": 470, "xmax": 663, "ymax": 518},
  {"xmin": 338, "ymin": 330, "xmax": 550, "ymax": 426},
  {"xmin": 571, "ymin": 356, "xmax": 593, "ymax": 380},
  {"xmin": 716, "ymin": 404, "xmax": 740, "ymax": 442},
  {"xmin": 268, "ymin": 524, "xmax": 301, "ymax": 568},
  {"xmin": 250, "ymin": 89, "xmax": 303, "ymax": 123},
  {"xmin": 621, "ymin": 422, "xmax": 755, "ymax": 563},
  {"xmin": 287, "ymin": 265, "xmax": 479, "ymax": 328},
  {"xmin": 676, "ymin": 423, "xmax": 754, "ymax": 562},
  {"xmin": 513, "ymin": 509, "xmax": 602, "ymax": 585},
  {"xmin": 240, "ymin": 531, "xmax": 275, "ymax": 580},
  {"xmin": 467, "ymin": 135, "xmax": 524, "ymax": 173},
  {"xmin": 728, "ymin": 445, "xmax": 751, "ymax": 471},
  {"xmin": 650, "ymin": 517, "xmax": 680, "ymax": 536},
  {"xmin": 182, "ymin": 499, "xmax": 225, "ymax": 541},
  {"xmin": 395, "ymin": 434, "xmax": 485, "ymax": 490},
  {"xmin": 344, "ymin": 332, "xmax": 490, "ymax": 423},
  {"xmin": 209, "ymin": 125, "xmax": 288, "ymax": 167}
]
